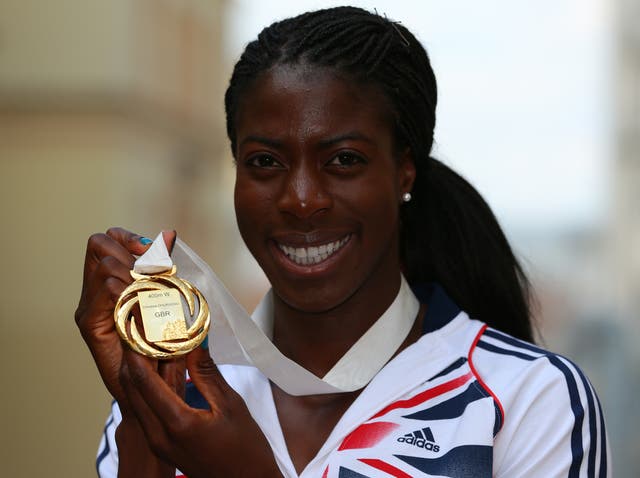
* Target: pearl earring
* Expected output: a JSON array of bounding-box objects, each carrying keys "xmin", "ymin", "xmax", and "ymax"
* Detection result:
[{"xmin": 402, "ymin": 192, "xmax": 412, "ymax": 203}]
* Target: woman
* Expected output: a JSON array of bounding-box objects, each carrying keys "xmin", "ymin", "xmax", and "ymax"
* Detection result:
[{"xmin": 76, "ymin": 7, "xmax": 609, "ymax": 477}]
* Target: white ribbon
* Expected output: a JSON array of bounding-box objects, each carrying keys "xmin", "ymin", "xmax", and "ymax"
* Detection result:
[{"xmin": 134, "ymin": 233, "xmax": 420, "ymax": 396}]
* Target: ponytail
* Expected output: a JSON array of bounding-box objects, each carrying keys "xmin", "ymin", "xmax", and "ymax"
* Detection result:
[{"xmin": 401, "ymin": 157, "xmax": 534, "ymax": 342}]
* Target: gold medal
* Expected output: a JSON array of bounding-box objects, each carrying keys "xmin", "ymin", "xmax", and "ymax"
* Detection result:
[{"xmin": 114, "ymin": 265, "xmax": 210, "ymax": 359}]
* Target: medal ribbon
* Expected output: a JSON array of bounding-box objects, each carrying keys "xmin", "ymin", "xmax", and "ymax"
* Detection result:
[{"xmin": 135, "ymin": 233, "xmax": 420, "ymax": 396}]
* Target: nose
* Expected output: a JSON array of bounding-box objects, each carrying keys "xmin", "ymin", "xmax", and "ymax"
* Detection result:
[{"xmin": 277, "ymin": 163, "xmax": 332, "ymax": 219}]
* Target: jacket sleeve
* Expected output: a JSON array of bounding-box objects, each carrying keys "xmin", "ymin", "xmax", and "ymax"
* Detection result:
[
  {"xmin": 473, "ymin": 328, "xmax": 611, "ymax": 477},
  {"xmin": 96, "ymin": 401, "xmax": 121, "ymax": 478}
]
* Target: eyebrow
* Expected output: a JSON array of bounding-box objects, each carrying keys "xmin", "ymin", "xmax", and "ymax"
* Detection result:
[
  {"xmin": 317, "ymin": 132, "xmax": 375, "ymax": 148},
  {"xmin": 239, "ymin": 135, "xmax": 284, "ymax": 148},
  {"xmin": 238, "ymin": 132, "xmax": 375, "ymax": 149}
]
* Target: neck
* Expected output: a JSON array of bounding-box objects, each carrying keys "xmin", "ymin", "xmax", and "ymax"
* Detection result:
[{"xmin": 271, "ymin": 274, "xmax": 402, "ymax": 378}]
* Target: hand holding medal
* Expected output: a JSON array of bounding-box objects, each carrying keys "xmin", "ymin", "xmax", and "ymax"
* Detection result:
[
  {"xmin": 77, "ymin": 228, "xmax": 280, "ymax": 476},
  {"xmin": 114, "ymin": 233, "xmax": 210, "ymax": 359}
]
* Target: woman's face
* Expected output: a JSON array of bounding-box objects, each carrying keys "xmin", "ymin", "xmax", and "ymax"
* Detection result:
[{"xmin": 233, "ymin": 64, "xmax": 415, "ymax": 314}]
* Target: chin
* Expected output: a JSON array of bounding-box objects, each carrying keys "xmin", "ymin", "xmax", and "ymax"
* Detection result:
[{"xmin": 271, "ymin": 279, "xmax": 358, "ymax": 315}]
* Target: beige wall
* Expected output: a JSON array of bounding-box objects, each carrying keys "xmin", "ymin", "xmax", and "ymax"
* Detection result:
[{"xmin": 0, "ymin": 1, "xmax": 269, "ymax": 476}]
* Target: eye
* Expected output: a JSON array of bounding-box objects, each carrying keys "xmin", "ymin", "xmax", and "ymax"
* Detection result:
[
  {"xmin": 327, "ymin": 152, "xmax": 367, "ymax": 168},
  {"xmin": 246, "ymin": 154, "xmax": 284, "ymax": 169}
]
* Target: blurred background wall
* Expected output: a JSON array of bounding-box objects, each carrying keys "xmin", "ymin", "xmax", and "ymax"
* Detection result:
[{"xmin": 1, "ymin": 0, "xmax": 638, "ymax": 476}]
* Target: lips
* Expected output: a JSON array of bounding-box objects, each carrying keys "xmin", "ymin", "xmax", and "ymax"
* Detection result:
[{"xmin": 276, "ymin": 235, "xmax": 351, "ymax": 266}]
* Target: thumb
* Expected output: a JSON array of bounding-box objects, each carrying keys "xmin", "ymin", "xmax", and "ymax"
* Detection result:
[{"xmin": 186, "ymin": 341, "xmax": 234, "ymax": 410}]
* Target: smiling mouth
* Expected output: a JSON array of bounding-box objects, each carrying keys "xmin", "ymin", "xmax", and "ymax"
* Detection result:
[{"xmin": 277, "ymin": 235, "xmax": 351, "ymax": 266}]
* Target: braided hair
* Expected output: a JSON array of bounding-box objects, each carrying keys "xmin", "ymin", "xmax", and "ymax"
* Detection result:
[{"xmin": 225, "ymin": 6, "xmax": 534, "ymax": 342}]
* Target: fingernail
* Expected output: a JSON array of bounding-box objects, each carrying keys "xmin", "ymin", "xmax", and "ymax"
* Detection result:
[
  {"xmin": 139, "ymin": 237, "xmax": 153, "ymax": 246},
  {"xmin": 200, "ymin": 335, "xmax": 209, "ymax": 350}
]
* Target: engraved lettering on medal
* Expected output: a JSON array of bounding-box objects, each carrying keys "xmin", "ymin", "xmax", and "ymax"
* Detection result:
[{"xmin": 137, "ymin": 289, "xmax": 188, "ymax": 342}]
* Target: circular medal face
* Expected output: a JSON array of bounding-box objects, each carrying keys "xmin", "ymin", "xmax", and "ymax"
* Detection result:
[{"xmin": 114, "ymin": 266, "xmax": 210, "ymax": 359}]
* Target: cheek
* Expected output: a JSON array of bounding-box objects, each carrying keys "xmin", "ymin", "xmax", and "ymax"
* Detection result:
[
  {"xmin": 234, "ymin": 178, "xmax": 277, "ymax": 245},
  {"xmin": 342, "ymin": 177, "xmax": 400, "ymax": 220},
  {"xmin": 367, "ymin": 201, "xmax": 400, "ymax": 236},
  {"xmin": 338, "ymin": 182, "xmax": 401, "ymax": 246},
  {"xmin": 234, "ymin": 181, "xmax": 260, "ymax": 239}
]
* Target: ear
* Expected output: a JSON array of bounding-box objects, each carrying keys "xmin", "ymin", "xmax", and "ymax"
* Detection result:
[{"xmin": 397, "ymin": 147, "xmax": 416, "ymax": 197}]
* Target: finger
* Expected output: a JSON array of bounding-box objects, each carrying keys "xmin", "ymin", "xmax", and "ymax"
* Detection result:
[
  {"xmin": 185, "ymin": 345, "xmax": 236, "ymax": 414},
  {"xmin": 82, "ymin": 232, "xmax": 139, "ymax": 288},
  {"xmin": 106, "ymin": 227, "xmax": 176, "ymax": 256},
  {"xmin": 158, "ymin": 357, "xmax": 187, "ymax": 399},
  {"xmin": 120, "ymin": 354, "xmax": 174, "ymax": 456},
  {"xmin": 81, "ymin": 255, "xmax": 134, "ymax": 311},
  {"xmin": 82, "ymin": 229, "xmax": 176, "ymax": 301},
  {"xmin": 123, "ymin": 349, "xmax": 192, "ymax": 424},
  {"xmin": 105, "ymin": 226, "xmax": 157, "ymax": 256},
  {"xmin": 76, "ymin": 274, "xmax": 128, "ymax": 344},
  {"xmin": 78, "ymin": 275, "xmax": 127, "ymax": 326},
  {"xmin": 77, "ymin": 259, "xmax": 129, "ymax": 330},
  {"xmin": 77, "ymin": 276, "xmax": 128, "ymax": 358},
  {"xmin": 74, "ymin": 300, "xmax": 128, "ymax": 405},
  {"xmin": 84, "ymin": 228, "xmax": 177, "ymax": 298}
]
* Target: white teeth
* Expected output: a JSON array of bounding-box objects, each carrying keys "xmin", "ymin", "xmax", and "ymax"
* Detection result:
[{"xmin": 278, "ymin": 236, "xmax": 350, "ymax": 266}]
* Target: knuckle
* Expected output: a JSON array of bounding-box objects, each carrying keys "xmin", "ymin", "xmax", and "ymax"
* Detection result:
[
  {"xmin": 104, "ymin": 277, "xmax": 125, "ymax": 303},
  {"xmin": 126, "ymin": 365, "xmax": 146, "ymax": 387},
  {"xmin": 118, "ymin": 363, "xmax": 131, "ymax": 386},
  {"xmin": 106, "ymin": 226, "xmax": 135, "ymax": 244},
  {"xmin": 87, "ymin": 232, "xmax": 107, "ymax": 250},
  {"xmin": 100, "ymin": 255, "xmax": 120, "ymax": 268},
  {"xmin": 105, "ymin": 226, "xmax": 120, "ymax": 237},
  {"xmin": 196, "ymin": 357, "xmax": 218, "ymax": 375},
  {"xmin": 73, "ymin": 305, "xmax": 85, "ymax": 325},
  {"xmin": 97, "ymin": 255, "xmax": 124, "ymax": 275}
]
